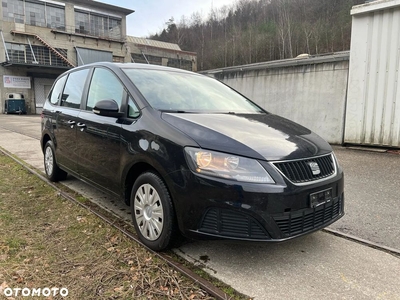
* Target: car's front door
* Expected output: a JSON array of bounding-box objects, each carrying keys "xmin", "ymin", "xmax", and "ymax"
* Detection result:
[{"xmin": 76, "ymin": 67, "xmax": 125, "ymax": 193}]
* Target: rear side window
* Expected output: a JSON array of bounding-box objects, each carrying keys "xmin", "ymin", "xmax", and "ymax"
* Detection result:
[
  {"xmin": 49, "ymin": 75, "xmax": 67, "ymax": 105},
  {"xmin": 86, "ymin": 68, "xmax": 124, "ymax": 111},
  {"xmin": 61, "ymin": 69, "xmax": 89, "ymax": 109}
]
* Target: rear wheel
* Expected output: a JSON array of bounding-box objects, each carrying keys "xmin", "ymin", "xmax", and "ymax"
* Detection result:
[
  {"xmin": 44, "ymin": 140, "xmax": 67, "ymax": 182},
  {"xmin": 131, "ymin": 172, "xmax": 176, "ymax": 251}
]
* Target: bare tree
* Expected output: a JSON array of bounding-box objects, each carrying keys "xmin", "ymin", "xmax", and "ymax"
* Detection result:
[{"xmin": 150, "ymin": 0, "xmax": 364, "ymax": 70}]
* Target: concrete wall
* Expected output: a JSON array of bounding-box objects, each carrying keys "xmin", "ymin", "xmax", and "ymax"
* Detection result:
[{"xmin": 202, "ymin": 53, "xmax": 350, "ymax": 144}]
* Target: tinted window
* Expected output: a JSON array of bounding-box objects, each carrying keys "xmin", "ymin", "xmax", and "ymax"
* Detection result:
[
  {"xmin": 86, "ymin": 68, "xmax": 124, "ymax": 111},
  {"xmin": 123, "ymin": 69, "xmax": 263, "ymax": 114},
  {"xmin": 49, "ymin": 75, "xmax": 67, "ymax": 105},
  {"xmin": 61, "ymin": 69, "xmax": 89, "ymax": 109}
]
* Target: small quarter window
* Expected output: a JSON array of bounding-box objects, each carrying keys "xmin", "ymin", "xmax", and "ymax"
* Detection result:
[{"xmin": 128, "ymin": 97, "xmax": 140, "ymax": 118}]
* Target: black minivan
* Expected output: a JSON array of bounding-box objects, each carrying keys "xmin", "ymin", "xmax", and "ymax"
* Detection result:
[{"xmin": 41, "ymin": 62, "xmax": 344, "ymax": 251}]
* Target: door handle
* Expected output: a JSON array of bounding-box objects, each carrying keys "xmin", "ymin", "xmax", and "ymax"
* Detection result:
[
  {"xmin": 67, "ymin": 120, "xmax": 75, "ymax": 128},
  {"xmin": 77, "ymin": 123, "xmax": 86, "ymax": 131}
]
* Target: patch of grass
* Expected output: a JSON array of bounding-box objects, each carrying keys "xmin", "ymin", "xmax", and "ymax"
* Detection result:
[
  {"xmin": 4, "ymin": 237, "xmax": 27, "ymax": 253},
  {"xmin": 0, "ymin": 212, "xmax": 13, "ymax": 225},
  {"xmin": 0, "ymin": 153, "xmax": 216, "ymax": 299}
]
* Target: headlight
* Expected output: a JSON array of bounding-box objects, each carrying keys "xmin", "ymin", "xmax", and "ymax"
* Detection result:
[{"xmin": 184, "ymin": 147, "xmax": 275, "ymax": 184}]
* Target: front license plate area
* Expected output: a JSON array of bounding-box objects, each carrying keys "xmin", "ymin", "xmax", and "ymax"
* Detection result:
[{"xmin": 310, "ymin": 188, "xmax": 333, "ymax": 208}]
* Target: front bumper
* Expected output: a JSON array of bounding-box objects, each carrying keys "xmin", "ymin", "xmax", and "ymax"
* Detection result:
[{"xmin": 173, "ymin": 169, "xmax": 344, "ymax": 241}]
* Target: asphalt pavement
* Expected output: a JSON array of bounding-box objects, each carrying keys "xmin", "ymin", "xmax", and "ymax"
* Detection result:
[{"xmin": 0, "ymin": 114, "xmax": 399, "ymax": 300}]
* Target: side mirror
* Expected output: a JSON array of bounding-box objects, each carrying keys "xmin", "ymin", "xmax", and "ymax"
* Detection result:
[{"xmin": 93, "ymin": 99, "xmax": 124, "ymax": 118}]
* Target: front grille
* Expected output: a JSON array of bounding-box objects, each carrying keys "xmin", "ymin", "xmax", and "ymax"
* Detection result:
[
  {"xmin": 273, "ymin": 196, "xmax": 342, "ymax": 237},
  {"xmin": 199, "ymin": 208, "xmax": 269, "ymax": 239},
  {"xmin": 273, "ymin": 154, "xmax": 335, "ymax": 184}
]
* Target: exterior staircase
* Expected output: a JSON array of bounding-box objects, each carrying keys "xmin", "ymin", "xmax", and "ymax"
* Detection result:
[{"xmin": 10, "ymin": 30, "xmax": 75, "ymax": 67}]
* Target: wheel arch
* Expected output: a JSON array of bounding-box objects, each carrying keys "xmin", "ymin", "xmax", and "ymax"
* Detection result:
[
  {"xmin": 123, "ymin": 162, "xmax": 169, "ymax": 206},
  {"xmin": 41, "ymin": 134, "xmax": 51, "ymax": 151}
]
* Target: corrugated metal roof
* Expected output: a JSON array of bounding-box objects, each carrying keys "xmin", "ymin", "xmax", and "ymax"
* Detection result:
[
  {"xmin": 126, "ymin": 36, "xmax": 181, "ymax": 51},
  {"xmin": 351, "ymin": 0, "xmax": 400, "ymax": 15}
]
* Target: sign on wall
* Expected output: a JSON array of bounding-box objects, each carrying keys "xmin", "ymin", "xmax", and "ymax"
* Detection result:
[{"xmin": 3, "ymin": 75, "xmax": 31, "ymax": 89}]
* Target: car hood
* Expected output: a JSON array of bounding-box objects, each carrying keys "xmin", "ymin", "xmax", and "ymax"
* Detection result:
[{"xmin": 162, "ymin": 113, "xmax": 332, "ymax": 161}]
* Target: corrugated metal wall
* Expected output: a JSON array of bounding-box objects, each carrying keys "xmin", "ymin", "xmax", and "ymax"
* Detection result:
[
  {"xmin": 75, "ymin": 47, "xmax": 112, "ymax": 66},
  {"xmin": 345, "ymin": 2, "xmax": 400, "ymax": 147}
]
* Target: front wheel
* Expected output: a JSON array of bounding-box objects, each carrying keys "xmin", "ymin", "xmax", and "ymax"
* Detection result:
[
  {"xmin": 131, "ymin": 172, "xmax": 176, "ymax": 251},
  {"xmin": 44, "ymin": 140, "xmax": 67, "ymax": 182}
]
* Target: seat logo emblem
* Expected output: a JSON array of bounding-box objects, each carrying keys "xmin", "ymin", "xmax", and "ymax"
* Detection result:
[{"xmin": 308, "ymin": 162, "xmax": 321, "ymax": 175}]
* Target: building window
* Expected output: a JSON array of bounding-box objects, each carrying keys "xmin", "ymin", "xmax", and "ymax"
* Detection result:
[
  {"xmin": 5, "ymin": 42, "xmax": 69, "ymax": 67},
  {"xmin": 46, "ymin": 4, "xmax": 65, "ymax": 30},
  {"xmin": 5, "ymin": 43, "xmax": 25, "ymax": 62},
  {"xmin": 130, "ymin": 53, "xmax": 193, "ymax": 71},
  {"xmin": 131, "ymin": 53, "xmax": 162, "ymax": 65},
  {"xmin": 75, "ymin": 10, "xmax": 89, "ymax": 35},
  {"xmin": 74, "ymin": 9, "xmax": 122, "ymax": 39},
  {"xmin": 2, "ymin": 0, "xmax": 65, "ymax": 29},
  {"xmin": 25, "ymin": 1, "xmax": 46, "ymax": 27},
  {"xmin": 167, "ymin": 58, "xmax": 193, "ymax": 71},
  {"xmin": 2, "ymin": 0, "xmax": 24, "ymax": 23}
]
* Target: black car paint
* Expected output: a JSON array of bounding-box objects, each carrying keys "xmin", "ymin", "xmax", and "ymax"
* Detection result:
[
  {"xmin": 41, "ymin": 62, "xmax": 344, "ymax": 243},
  {"xmin": 162, "ymin": 112, "xmax": 333, "ymax": 161}
]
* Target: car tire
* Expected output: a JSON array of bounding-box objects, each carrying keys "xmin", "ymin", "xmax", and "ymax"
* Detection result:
[
  {"xmin": 131, "ymin": 172, "xmax": 176, "ymax": 251},
  {"xmin": 44, "ymin": 140, "xmax": 67, "ymax": 182}
]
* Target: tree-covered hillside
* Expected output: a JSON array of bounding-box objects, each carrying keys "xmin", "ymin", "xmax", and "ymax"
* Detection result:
[{"xmin": 151, "ymin": 0, "xmax": 365, "ymax": 70}]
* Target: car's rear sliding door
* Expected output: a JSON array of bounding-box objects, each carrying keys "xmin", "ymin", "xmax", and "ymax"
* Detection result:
[{"xmin": 55, "ymin": 68, "xmax": 90, "ymax": 173}]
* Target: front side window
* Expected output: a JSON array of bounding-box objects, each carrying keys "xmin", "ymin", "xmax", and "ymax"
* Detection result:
[
  {"xmin": 86, "ymin": 68, "xmax": 124, "ymax": 111},
  {"xmin": 61, "ymin": 69, "xmax": 89, "ymax": 109},
  {"xmin": 49, "ymin": 75, "xmax": 67, "ymax": 105}
]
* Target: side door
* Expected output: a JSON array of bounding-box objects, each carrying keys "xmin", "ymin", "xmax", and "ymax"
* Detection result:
[
  {"xmin": 55, "ymin": 68, "xmax": 90, "ymax": 173},
  {"xmin": 76, "ymin": 67, "xmax": 125, "ymax": 193}
]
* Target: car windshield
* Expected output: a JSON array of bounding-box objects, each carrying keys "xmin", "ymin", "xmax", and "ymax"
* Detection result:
[{"xmin": 123, "ymin": 68, "xmax": 264, "ymax": 114}]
